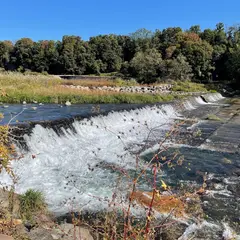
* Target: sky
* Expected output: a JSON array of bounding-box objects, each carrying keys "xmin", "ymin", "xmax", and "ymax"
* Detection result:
[{"xmin": 1, "ymin": 0, "xmax": 240, "ymax": 41}]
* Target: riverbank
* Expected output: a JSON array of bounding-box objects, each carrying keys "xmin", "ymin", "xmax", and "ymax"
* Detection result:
[{"xmin": 0, "ymin": 72, "xmax": 210, "ymax": 104}]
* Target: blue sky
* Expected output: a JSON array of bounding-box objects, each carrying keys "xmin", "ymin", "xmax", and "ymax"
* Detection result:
[{"xmin": 1, "ymin": 0, "xmax": 239, "ymax": 41}]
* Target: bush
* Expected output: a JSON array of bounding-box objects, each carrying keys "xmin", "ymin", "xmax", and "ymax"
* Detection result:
[{"xmin": 19, "ymin": 189, "xmax": 46, "ymax": 221}]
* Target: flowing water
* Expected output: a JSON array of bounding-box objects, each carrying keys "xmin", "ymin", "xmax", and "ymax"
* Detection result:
[{"xmin": 0, "ymin": 93, "xmax": 239, "ymax": 239}]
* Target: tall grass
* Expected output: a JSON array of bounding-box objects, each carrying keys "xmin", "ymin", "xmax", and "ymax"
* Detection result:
[
  {"xmin": 172, "ymin": 81, "xmax": 208, "ymax": 92},
  {"xmin": 0, "ymin": 72, "xmax": 177, "ymax": 104},
  {"xmin": 19, "ymin": 189, "xmax": 46, "ymax": 224}
]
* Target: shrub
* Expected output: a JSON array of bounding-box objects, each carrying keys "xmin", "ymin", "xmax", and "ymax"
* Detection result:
[{"xmin": 19, "ymin": 189, "xmax": 46, "ymax": 221}]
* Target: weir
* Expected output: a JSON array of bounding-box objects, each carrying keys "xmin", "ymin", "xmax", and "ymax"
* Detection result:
[{"xmin": 0, "ymin": 93, "xmax": 239, "ymax": 239}]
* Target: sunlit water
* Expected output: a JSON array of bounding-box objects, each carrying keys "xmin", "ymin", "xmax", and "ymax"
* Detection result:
[{"xmin": 1, "ymin": 93, "xmax": 239, "ymax": 239}]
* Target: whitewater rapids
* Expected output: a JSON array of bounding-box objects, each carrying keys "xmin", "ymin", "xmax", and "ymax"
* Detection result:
[{"xmin": 0, "ymin": 93, "xmax": 224, "ymax": 214}]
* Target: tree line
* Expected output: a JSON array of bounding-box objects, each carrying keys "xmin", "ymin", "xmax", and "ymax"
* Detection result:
[{"xmin": 0, "ymin": 23, "xmax": 240, "ymax": 84}]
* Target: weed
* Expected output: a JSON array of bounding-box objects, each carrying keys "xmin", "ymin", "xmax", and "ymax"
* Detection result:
[
  {"xmin": 172, "ymin": 81, "xmax": 208, "ymax": 92},
  {"xmin": 0, "ymin": 72, "xmax": 186, "ymax": 104},
  {"xmin": 19, "ymin": 189, "xmax": 46, "ymax": 222}
]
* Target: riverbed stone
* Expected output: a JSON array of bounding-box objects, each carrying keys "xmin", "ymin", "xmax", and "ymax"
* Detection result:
[
  {"xmin": 65, "ymin": 101, "xmax": 71, "ymax": 106},
  {"xmin": 62, "ymin": 84, "xmax": 174, "ymax": 94},
  {"xmin": 0, "ymin": 235, "xmax": 14, "ymax": 240},
  {"xmin": 53, "ymin": 223, "xmax": 94, "ymax": 240},
  {"xmin": 156, "ymin": 222, "xmax": 187, "ymax": 240}
]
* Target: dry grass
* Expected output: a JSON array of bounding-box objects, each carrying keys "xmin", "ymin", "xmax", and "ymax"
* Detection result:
[
  {"xmin": 0, "ymin": 72, "xmax": 177, "ymax": 104},
  {"xmin": 61, "ymin": 79, "xmax": 119, "ymax": 87}
]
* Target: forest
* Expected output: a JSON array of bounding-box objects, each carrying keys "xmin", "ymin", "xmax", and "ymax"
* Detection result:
[{"xmin": 0, "ymin": 23, "xmax": 240, "ymax": 85}]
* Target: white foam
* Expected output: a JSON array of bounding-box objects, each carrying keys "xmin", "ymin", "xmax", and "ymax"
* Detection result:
[
  {"xmin": 0, "ymin": 105, "xmax": 178, "ymax": 214},
  {"xmin": 204, "ymin": 93, "xmax": 224, "ymax": 102},
  {"xmin": 183, "ymin": 100, "xmax": 196, "ymax": 110},
  {"xmin": 0, "ymin": 93, "xmax": 225, "ymax": 215},
  {"xmin": 178, "ymin": 221, "xmax": 220, "ymax": 240},
  {"xmin": 222, "ymin": 223, "xmax": 240, "ymax": 240}
]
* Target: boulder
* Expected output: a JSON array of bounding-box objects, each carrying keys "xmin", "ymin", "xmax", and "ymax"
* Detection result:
[
  {"xmin": 0, "ymin": 234, "xmax": 14, "ymax": 240},
  {"xmin": 27, "ymin": 227, "xmax": 55, "ymax": 240},
  {"xmin": 53, "ymin": 223, "xmax": 94, "ymax": 240},
  {"xmin": 65, "ymin": 101, "xmax": 71, "ymax": 106}
]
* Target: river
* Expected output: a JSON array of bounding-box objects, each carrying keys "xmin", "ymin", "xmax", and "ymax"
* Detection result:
[{"xmin": 0, "ymin": 93, "xmax": 239, "ymax": 239}]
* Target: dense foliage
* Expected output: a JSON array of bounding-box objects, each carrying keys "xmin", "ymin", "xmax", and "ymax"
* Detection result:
[{"xmin": 0, "ymin": 23, "xmax": 240, "ymax": 85}]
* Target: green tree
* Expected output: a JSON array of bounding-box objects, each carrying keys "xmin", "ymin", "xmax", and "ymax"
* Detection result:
[
  {"xmin": 214, "ymin": 23, "xmax": 227, "ymax": 45},
  {"xmin": 59, "ymin": 36, "xmax": 79, "ymax": 74},
  {"xmin": 163, "ymin": 54, "xmax": 192, "ymax": 80},
  {"xmin": 0, "ymin": 41, "xmax": 13, "ymax": 70},
  {"xmin": 201, "ymin": 29, "xmax": 216, "ymax": 44},
  {"xmin": 225, "ymin": 48, "xmax": 240, "ymax": 84},
  {"xmin": 45, "ymin": 40, "xmax": 61, "ymax": 74},
  {"xmin": 130, "ymin": 48, "xmax": 162, "ymax": 83},
  {"xmin": 180, "ymin": 38, "xmax": 214, "ymax": 81},
  {"xmin": 32, "ymin": 41, "xmax": 48, "ymax": 72},
  {"xmin": 156, "ymin": 27, "xmax": 182, "ymax": 58},
  {"xmin": 188, "ymin": 25, "xmax": 201, "ymax": 35},
  {"xmin": 89, "ymin": 35, "xmax": 123, "ymax": 73},
  {"xmin": 11, "ymin": 38, "xmax": 34, "ymax": 71}
]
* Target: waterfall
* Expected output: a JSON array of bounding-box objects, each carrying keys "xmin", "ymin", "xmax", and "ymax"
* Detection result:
[{"xmin": 0, "ymin": 93, "xmax": 224, "ymax": 214}]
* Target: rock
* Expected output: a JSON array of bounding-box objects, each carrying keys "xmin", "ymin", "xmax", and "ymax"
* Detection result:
[
  {"xmin": 222, "ymin": 223, "xmax": 237, "ymax": 240},
  {"xmin": 156, "ymin": 222, "xmax": 187, "ymax": 240},
  {"xmin": 51, "ymin": 234, "xmax": 60, "ymax": 240},
  {"xmin": 233, "ymin": 169, "xmax": 240, "ymax": 176},
  {"xmin": 65, "ymin": 101, "xmax": 71, "ymax": 106},
  {"xmin": 0, "ymin": 234, "xmax": 14, "ymax": 240},
  {"xmin": 0, "ymin": 189, "xmax": 20, "ymax": 217},
  {"xmin": 0, "ymin": 219, "xmax": 22, "ymax": 225},
  {"xmin": 68, "ymin": 226, "xmax": 94, "ymax": 240},
  {"xmin": 32, "ymin": 107, "xmax": 37, "ymax": 110},
  {"xmin": 222, "ymin": 158, "xmax": 232, "ymax": 164},
  {"xmin": 54, "ymin": 223, "xmax": 94, "ymax": 240},
  {"xmin": 33, "ymin": 100, "xmax": 38, "ymax": 104},
  {"xmin": 39, "ymin": 103, "xmax": 44, "ymax": 106},
  {"xmin": 3, "ymin": 105, "xmax": 9, "ymax": 108},
  {"xmin": 227, "ymin": 184, "xmax": 240, "ymax": 197},
  {"xmin": 27, "ymin": 227, "xmax": 55, "ymax": 240},
  {"xmin": 23, "ymin": 101, "xmax": 27, "ymax": 105}
]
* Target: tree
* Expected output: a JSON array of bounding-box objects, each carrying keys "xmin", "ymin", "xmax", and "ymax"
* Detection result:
[
  {"xmin": 11, "ymin": 38, "xmax": 34, "ymax": 71},
  {"xmin": 201, "ymin": 29, "xmax": 216, "ymax": 44},
  {"xmin": 130, "ymin": 48, "xmax": 163, "ymax": 83},
  {"xmin": 0, "ymin": 41, "xmax": 13, "ymax": 70},
  {"xmin": 163, "ymin": 54, "xmax": 192, "ymax": 80},
  {"xmin": 227, "ymin": 25, "xmax": 240, "ymax": 48},
  {"xmin": 180, "ymin": 39, "xmax": 214, "ymax": 81},
  {"xmin": 89, "ymin": 35, "xmax": 123, "ymax": 73},
  {"xmin": 188, "ymin": 25, "xmax": 201, "ymax": 35},
  {"xmin": 214, "ymin": 23, "xmax": 227, "ymax": 45},
  {"xmin": 129, "ymin": 28, "xmax": 154, "ymax": 40},
  {"xmin": 117, "ymin": 35, "xmax": 136, "ymax": 62},
  {"xmin": 225, "ymin": 48, "xmax": 240, "ymax": 84},
  {"xmin": 159, "ymin": 27, "xmax": 182, "ymax": 48},
  {"xmin": 32, "ymin": 41, "xmax": 48, "ymax": 72},
  {"xmin": 45, "ymin": 40, "xmax": 61, "ymax": 74},
  {"xmin": 157, "ymin": 27, "xmax": 183, "ymax": 58},
  {"xmin": 59, "ymin": 36, "xmax": 79, "ymax": 74}
]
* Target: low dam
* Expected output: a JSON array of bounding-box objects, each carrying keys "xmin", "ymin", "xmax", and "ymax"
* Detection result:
[{"xmin": 0, "ymin": 93, "xmax": 239, "ymax": 239}]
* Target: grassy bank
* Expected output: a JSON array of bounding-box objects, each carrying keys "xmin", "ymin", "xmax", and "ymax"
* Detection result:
[{"xmin": 0, "ymin": 72, "xmax": 207, "ymax": 104}]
